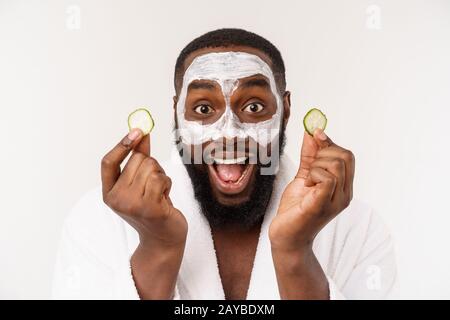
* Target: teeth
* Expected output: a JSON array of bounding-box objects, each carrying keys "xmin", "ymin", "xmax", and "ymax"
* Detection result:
[
  {"xmin": 237, "ymin": 164, "xmax": 250, "ymax": 183},
  {"xmin": 213, "ymin": 156, "xmax": 248, "ymax": 165}
]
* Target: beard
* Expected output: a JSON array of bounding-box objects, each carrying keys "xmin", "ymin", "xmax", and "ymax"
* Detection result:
[{"xmin": 181, "ymin": 126, "xmax": 286, "ymax": 230}]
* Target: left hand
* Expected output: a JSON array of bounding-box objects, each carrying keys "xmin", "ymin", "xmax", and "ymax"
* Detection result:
[{"xmin": 269, "ymin": 129, "xmax": 355, "ymax": 251}]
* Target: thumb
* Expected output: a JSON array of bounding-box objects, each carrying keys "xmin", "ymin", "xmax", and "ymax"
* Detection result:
[
  {"xmin": 312, "ymin": 128, "xmax": 333, "ymax": 149},
  {"xmin": 134, "ymin": 132, "xmax": 150, "ymax": 156},
  {"xmin": 296, "ymin": 131, "xmax": 319, "ymax": 179}
]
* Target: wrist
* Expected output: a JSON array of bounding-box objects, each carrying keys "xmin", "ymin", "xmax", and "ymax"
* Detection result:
[
  {"xmin": 137, "ymin": 235, "xmax": 185, "ymax": 260},
  {"xmin": 138, "ymin": 228, "xmax": 186, "ymax": 251},
  {"xmin": 271, "ymin": 244, "xmax": 315, "ymax": 273},
  {"xmin": 269, "ymin": 232, "xmax": 314, "ymax": 253},
  {"xmin": 271, "ymin": 245, "xmax": 329, "ymax": 299},
  {"xmin": 131, "ymin": 241, "xmax": 184, "ymax": 300}
]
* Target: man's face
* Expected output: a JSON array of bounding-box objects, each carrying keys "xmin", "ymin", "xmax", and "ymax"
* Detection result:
[{"xmin": 174, "ymin": 46, "xmax": 289, "ymax": 228}]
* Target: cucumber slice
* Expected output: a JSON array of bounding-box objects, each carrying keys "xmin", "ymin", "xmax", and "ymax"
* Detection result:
[
  {"xmin": 303, "ymin": 108, "xmax": 327, "ymax": 135},
  {"xmin": 128, "ymin": 108, "xmax": 154, "ymax": 135}
]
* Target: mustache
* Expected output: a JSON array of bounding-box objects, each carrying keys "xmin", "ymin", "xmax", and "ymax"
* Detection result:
[
  {"xmin": 179, "ymin": 143, "xmax": 278, "ymax": 168},
  {"xmin": 174, "ymin": 121, "xmax": 287, "ymax": 171}
]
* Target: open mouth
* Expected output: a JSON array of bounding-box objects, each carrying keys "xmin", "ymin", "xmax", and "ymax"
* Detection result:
[{"xmin": 207, "ymin": 156, "xmax": 255, "ymax": 195}]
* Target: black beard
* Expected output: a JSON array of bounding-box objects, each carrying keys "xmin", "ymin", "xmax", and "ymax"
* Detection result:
[
  {"xmin": 180, "ymin": 127, "xmax": 286, "ymax": 230},
  {"xmin": 183, "ymin": 163, "xmax": 276, "ymax": 230}
]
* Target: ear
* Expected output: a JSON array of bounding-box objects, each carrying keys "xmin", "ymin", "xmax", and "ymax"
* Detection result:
[
  {"xmin": 173, "ymin": 95, "xmax": 178, "ymax": 110},
  {"xmin": 173, "ymin": 95, "xmax": 179, "ymax": 128},
  {"xmin": 282, "ymin": 91, "xmax": 291, "ymax": 128},
  {"xmin": 173, "ymin": 95, "xmax": 179, "ymax": 118}
]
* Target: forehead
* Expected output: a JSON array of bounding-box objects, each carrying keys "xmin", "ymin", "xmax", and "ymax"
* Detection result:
[
  {"xmin": 182, "ymin": 46, "xmax": 275, "ymax": 80},
  {"xmin": 182, "ymin": 51, "xmax": 275, "ymax": 96}
]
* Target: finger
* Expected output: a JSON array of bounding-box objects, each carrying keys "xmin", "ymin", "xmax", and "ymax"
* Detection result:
[
  {"xmin": 131, "ymin": 157, "xmax": 166, "ymax": 192},
  {"xmin": 145, "ymin": 173, "xmax": 172, "ymax": 202},
  {"xmin": 310, "ymin": 157, "xmax": 346, "ymax": 193},
  {"xmin": 313, "ymin": 128, "xmax": 334, "ymax": 149},
  {"xmin": 146, "ymin": 157, "xmax": 166, "ymax": 175},
  {"xmin": 119, "ymin": 152, "xmax": 147, "ymax": 186},
  {"xmin": 132, "ymin": 157, "xmax": 163, "ymax": 193},
  {"xmin": 316, "ymin": 147, "xmax": 355, "ymax": 194},
  {"xmin": 121, "ymin": 142, "xmax": 161, "ymax": 186},
  {"xmin": 304, "ymin": 167, "xmax": 337, "ymax": 201},
  {"xmin": 134, "ymin": 133, "xmax": 150, "ymax": 156},
  {"xmin": 297, "ymin": 131, "xmax": 320, "ymax": 179},
  {"xmin": 101, "ymin": 129, "xmax": 143, "ymax": 194}
]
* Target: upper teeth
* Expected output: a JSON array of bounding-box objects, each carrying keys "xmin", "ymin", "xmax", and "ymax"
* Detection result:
[{"xmin": 213, "ymin": 156, "xmax": 248, "ymax": 165}]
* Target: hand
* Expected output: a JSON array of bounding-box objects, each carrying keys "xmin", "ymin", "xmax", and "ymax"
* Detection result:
[
  {"xmin": 269, "ymin": 129, "xmax": 355, "ymax": 252},
  {"xmin": 101, "ymin": 129, "xmax": 187, "ymax": 299},
  {"xmin": 101, "ymin": 129, "xmax": 187, "ymax": 248}
]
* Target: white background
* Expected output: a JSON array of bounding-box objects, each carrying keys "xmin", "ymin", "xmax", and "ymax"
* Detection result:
[{"xmin": 1, "ymin": 0, "xmax": 449, "ymax": 299}]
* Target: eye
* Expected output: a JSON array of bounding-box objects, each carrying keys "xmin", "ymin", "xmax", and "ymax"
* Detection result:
[
  {"xmin": 194, "ymin": 104, "xmax": 214, "ymax": 115},
  {"xmin": 242, "ymin": 102, "xmax": 264, "ymax": 113}
]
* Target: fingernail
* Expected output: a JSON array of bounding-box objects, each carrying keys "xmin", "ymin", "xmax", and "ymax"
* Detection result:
[{"xmin": 127, "ymin": 128, "xmax": 141, "ymax": 141}]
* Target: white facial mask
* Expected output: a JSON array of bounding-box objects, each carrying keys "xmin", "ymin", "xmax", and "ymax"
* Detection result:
[{"xmin": 176, "ymin": 51, "xmax": 283, "ymax": 146}]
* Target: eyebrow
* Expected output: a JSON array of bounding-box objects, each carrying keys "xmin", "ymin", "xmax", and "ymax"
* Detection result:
[
  {"xmin": 187, "ymin": 77, "xmax": 271, "ymax": 92},
  {"xmin": 188, "ymin": 81, "xmax": 217, "ymax": 91},
  {"xmin": 239, "ymin": 77, "xmax": 270, "ymax": 90}
]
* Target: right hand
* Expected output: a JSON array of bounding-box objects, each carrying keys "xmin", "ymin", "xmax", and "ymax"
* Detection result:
[{"xmin": 101, "ymin": 129, "xmax": 187, "ymax": 248}]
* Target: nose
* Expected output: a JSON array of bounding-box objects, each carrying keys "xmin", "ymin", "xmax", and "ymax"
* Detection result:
[{"xmin": 220, "ymin": 108, "xmax": 242, "ymax": 139}]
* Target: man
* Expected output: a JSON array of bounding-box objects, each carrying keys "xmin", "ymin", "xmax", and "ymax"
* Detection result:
[{"xmin": 53, "ymin": 28, "xmax": 396, "ymax": 299}]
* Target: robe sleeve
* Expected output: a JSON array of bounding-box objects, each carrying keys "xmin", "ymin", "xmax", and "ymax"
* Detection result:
[
  {"xmin": 326, "ymin": 207, "xmax": 397, "ymax": 300},
  {"xmin": 52, "ymin": 188, "xmax": 180, "ymax": 300},
  {"xmin": 52, "ymin": 221, "xmax": 141, "ymax": 299}
]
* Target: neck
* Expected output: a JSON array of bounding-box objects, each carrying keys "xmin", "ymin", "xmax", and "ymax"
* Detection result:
[
  {"xmin": 211, "ymin": 218, "xmax": 263, "ymax": 237},
  {"xmin": 211, "ymin": 217, "xmax": 263, "ymax": 300}
]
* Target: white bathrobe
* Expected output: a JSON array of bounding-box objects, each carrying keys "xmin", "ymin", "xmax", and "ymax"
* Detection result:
[{"xmin": 52, "ymin": 150, "xmax": 397, "ymax": 300}]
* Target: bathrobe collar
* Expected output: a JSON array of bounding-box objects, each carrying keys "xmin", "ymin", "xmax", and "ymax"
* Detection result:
[{"xmin": 164, "ymin": 149, "xmax": 293, "ymax": 299}]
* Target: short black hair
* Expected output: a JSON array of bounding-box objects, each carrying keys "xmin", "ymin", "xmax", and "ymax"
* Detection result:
[{"xmin": 174, "ymin": 28, "xmax": 286, "ymax": 94}]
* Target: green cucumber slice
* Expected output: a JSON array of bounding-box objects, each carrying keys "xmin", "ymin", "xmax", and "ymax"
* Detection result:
[
  {"xmin": 303, "ymin": 108, "xmax": 327, "ymax": 135},
  {"xmin": 128, "ymin": 108, "xmax": 154, "ymax": 135}
]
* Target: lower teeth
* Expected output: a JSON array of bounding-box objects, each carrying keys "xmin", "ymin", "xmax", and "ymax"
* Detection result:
[{"xmin": 236, "ymin": 165, "xmax": 249, "ymax": 183}]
